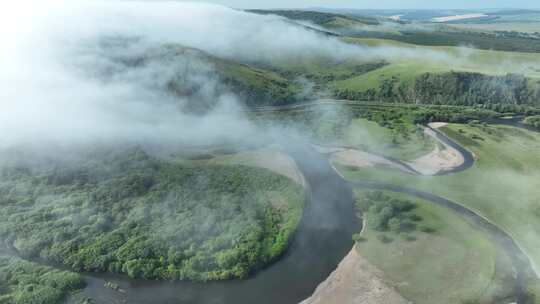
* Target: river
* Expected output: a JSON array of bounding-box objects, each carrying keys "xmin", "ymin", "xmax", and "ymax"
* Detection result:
[
  {"xmin": 66, "ymin": 142, "xmax": 360, "ymax": 304},
  {"xmin": 29, "ymin": 109, "xmax": 540, "ymax": 304}
]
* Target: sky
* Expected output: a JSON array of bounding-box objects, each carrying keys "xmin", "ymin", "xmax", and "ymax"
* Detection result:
[{"xmin": 180, "ymin": 0, "xmax": 540, "ymax": 10}]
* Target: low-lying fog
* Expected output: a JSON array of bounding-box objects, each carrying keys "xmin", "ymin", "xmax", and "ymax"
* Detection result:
[
  {"xmin": 0, "ymin": 1, "xmax": 471, "ymax": 151},
  {"xmin": 3, "ymin": 1, "xmax": 539, "ymax": 153}
]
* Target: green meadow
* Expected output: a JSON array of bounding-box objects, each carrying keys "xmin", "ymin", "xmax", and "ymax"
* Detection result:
[
  {"xmin": 336, "ymin": 123, "xmax": 540, "ymax": 299},
  {"xmin": 354, "ymin": 190, "xmax": 517, "ymax": 304}
]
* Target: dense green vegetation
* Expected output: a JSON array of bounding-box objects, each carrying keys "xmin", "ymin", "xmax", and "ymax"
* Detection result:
[
  {"xmin": 247, "ymin": 10, "xmax": 380, "ymax": 28},
  {"xmin": 212, "ymin": 57, "xmax": 300, "ymax": 107},
  {"xmin": 353, "ymin": 190, "xmax": 520, "ymax": 304},
  {"xmin": 252, "ymin": 103, "xmax": 504, "ymax": 147},
  {"xmin": 363, "ymin": 103, "xmax": 504, "ymax": 125},
  {"xmin": 0, "ymin": 256, "xmax": 84, "ymax": 304},
  {"xmin": 328, "ymin": 38, "xmax": 540, "ymax": 108},
  {"xmin": 335, "ymin": 71, "xmax": 540, "ymax": 106},
  {"xmin": 355, "ymin": 191, "xmax": 428, "ymax": 239},
  {"xmin": 415, "ymin": 72, "xmax": 535, "ymax": 105},
  {"xmin": 524, "ymin": 115, "xmax": 540, "ymax": 129},
  {"xmin": 0, "ymin": 147, "xmax": 304, "ymax": 281},
  {"xmin": 162, "ymin": 45, "xmax": 300, "ymax": 109}
]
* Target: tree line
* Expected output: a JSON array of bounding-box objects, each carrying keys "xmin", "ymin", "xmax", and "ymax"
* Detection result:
[{"xmin": 335, "ymin": 72, "xmax": 540, "ymax": 109}]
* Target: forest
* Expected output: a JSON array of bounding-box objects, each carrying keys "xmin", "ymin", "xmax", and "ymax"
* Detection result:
[
  {"xmin": 0, "ymin": 147, "xmax": 304, "ymax": 281},
  {"xmin": 0, "ymin": 256, "xmax": 84, "ymax": 304},
  {"xmin": 335, "ymin": 72, "xmax": 540, "ymax": 107},
  {"xmin": 354, "ymin": 191, "xmax": 432, "ymax": 242}
]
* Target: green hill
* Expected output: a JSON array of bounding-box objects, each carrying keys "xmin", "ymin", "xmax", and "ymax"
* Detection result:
[
  {"xmin": 328, "ymin": 38, "xmax": 540, "ymax": 107},
  {"xmin": 247, "ymin": 9, "xmax": 380, "ymax": 29},
  {"xmin": 158, "ymin": 45, "xmax": 300, "ymax": 110},
  {"xmin": 220, "ymin": 12, "xmax": 540, "ymax": 108},
  {"xmin": 252, "ymin": 9, "xmax": 540, "ymax": 53}
]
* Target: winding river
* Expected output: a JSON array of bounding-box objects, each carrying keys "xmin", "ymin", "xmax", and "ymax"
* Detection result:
[
  {"xmin": 66, "ymin": 142, "xmax": 360, "ymax": 304},
  {"xmin": 66, "ymin": 123, "xmax": 537, "ymax": 304},
  {"xmin": 8, "ymin": 104, "xmax": 528, "ymax": 304}
]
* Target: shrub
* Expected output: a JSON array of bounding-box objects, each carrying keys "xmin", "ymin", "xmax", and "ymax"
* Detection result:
[
  {"xmin": 402, "ymin": 234, "xmax": 417, "ymax": 242},
  {"xmin": 377, "ymin": 234, "xmax": 394, "ymax": 244},
  {"xmin": 420, "ymin": 226, "xmax": 436, "ymax": 234}
]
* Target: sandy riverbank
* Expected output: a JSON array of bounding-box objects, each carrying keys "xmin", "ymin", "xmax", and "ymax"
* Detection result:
[
  {"xmin": 405, "ymin": 124, "xmax": 464, "ymax": 175},
  {"xmin": 329, "ymin": 149, "xmax": 416, "ymax": 174},
  {"xmin": 300, "ymin": 247, "xmax": 409, "ymax": 304},
  {"xmin": 328, "ymin": 123, "xmax": 465, "ymax": 176}
]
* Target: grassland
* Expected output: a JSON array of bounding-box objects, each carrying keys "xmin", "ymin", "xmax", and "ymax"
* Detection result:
[
  {"xmin": 332, "ymin": 61, "xmax": 440, "ymax": 93},
  {"xmin": 266, "ymin": 56, "xmax": 387, "ymax": 89},
  {"xmin": 337, "ymin": 123, "xmax": 540, "ymax": 298},
  {"xmin": 324, "ymin": 38, "xmax": 540, "ymax": 106},
  {"xmin": 354, "ymin": 190, "xmax": 517, "ymax": 304},
  {"xmin": 343, "ymin": 118, "xmax": 435, "ymax": 160},
  {"xmin": 163, "ymin": 34, "xmax": 540, "ymax": 109},
  {"xmin": 341, "ymin": 37, "xmax": 540, "ymax": 78}
]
